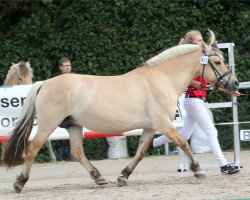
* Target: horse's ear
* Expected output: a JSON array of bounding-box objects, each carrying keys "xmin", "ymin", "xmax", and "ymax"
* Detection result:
[
  {"xmin": 26, "ymin": 61, "xmax": 30, "ymax": 66},
  {"xmin": 207, "ymin": 29, "xmax": 217, "ymax": 47}
]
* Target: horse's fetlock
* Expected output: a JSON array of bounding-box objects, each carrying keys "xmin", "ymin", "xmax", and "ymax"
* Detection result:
[
  {"xmin": 16, "ymin": 173, "xmax": 29, "ymax": 186},
  {"xmin": 90, "ymin": 169, "xmax": 101, "ymax": 180},
  {"xmin": 190, "ymin": 161, "xmax": 200, "ymax": 172},
  {"xmin": 121, "ymin": 167, "xmax": 131, "ymax": 179}
]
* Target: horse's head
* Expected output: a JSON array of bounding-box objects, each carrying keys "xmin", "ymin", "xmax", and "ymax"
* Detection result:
[
  {"xmin": 4, "ymin": 61, "xmax": 33, "ymax": 85},
  {"xmin": 18, "ymin": 61, "xmax": 33, "ymax": 84},
  {"xmin": 199, "ymin": 30, "xmax": 239, "ymax": 93}
]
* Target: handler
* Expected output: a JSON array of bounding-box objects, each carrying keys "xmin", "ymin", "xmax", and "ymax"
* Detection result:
[{"xmin": 151, "ymin": 30, "xmax": 240, "ymax": 175}]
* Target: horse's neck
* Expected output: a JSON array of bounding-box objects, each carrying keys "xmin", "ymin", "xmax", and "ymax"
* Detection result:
[
  {"xmin": 3, "ymin": 65, "xmax": 17, "ymax": 86},
  {"xmin": 158, "ymin": 51, "xmax": 201, "ymax": 96}
]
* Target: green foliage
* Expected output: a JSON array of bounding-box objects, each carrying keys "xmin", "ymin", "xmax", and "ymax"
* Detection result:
[
  {"xmin": 83, "ymin": 138, "xmax": 109, "ymax": 160},
  {"xmin": 0, "ymin": 0, "xmax": 249, "ymax": 161},
  {"xmin": 127, "ymin": 136, "xmax": 140, "ymax": 156}
]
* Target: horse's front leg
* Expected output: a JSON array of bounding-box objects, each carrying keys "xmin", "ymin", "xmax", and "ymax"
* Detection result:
[
  {"xmin": 162, "ymin": 124, "xmax": 206, "ymax": 179},
  {"xmin": 117, "ymin": 129, "xmax": 154, "ymax": 187}
]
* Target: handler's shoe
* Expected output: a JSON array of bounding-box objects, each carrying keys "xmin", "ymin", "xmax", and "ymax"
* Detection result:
[{"xmin": 220, "ymin": 164, "xmax": 240, "ymax": 175}]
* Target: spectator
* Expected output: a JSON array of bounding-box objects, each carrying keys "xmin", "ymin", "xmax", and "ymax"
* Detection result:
[{"xmin": 58, "ymin": 57, "xmax": 75, "ymax": 161}]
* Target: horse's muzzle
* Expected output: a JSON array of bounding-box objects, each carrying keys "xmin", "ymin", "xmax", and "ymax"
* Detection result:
[{"xmin": 224, "ymin": 77, "xmax": 239, "ymax": 93}]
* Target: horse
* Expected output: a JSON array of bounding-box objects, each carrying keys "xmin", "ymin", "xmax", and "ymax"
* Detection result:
[
  {"xmin": 3, "ymin": 61, "xmax": 33, "ymax": 85},
  {"xmin": 1, "ymin": 61, "xmax": 56, "ymax": 163},
  {"xmin": 3, "ymin": 31, "xmax": 239, "ymax": 193}
]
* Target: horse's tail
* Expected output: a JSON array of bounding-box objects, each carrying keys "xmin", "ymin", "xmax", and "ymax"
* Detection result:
[{"xmin": 3, "ymin": 81, "xmax": 43, "ymax": 167}]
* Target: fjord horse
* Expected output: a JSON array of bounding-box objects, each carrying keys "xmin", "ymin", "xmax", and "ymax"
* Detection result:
[
  {"xmin": 4, "ymin": 35, "xmax": 239, "ymax": 193},
  {"xmin": 3, "ymin": 61, "xmax": 33, "ymax": 85},
  {"xmin": 2, "ymin": 61, "xmax": 56, "ymax": 162}
]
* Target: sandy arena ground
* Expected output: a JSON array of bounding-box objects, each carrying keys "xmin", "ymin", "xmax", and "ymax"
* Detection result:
[{"xmin": 0, "ymin": 151, "xmax": 249, "ymax": 200}]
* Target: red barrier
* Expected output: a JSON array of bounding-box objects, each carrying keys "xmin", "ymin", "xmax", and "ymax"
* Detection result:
[
  {"xmin": 84, "ymin": 131, "xmax": 123, "ymax": 138},
  {"xmin": 0, "ymin": 131, "xmax": 123, "ymax": 143},
  {"xmin": 0, "ymin": 135, "xmax": 10, "ymax": 143}
]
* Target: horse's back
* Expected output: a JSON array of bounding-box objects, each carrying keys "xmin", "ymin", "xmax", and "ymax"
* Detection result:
[{"xmin": 41, "ymin": 72, "xmax": 149, "ymax": 98}]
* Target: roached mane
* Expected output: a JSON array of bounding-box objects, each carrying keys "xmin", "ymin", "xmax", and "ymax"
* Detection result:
[
  {"xmin": 137, "ymin": 44, "xmax": 201, "ymax": 68},
  {"xmin": 146, "ymin": 44, "xmax": 200, "ymax": 66}
]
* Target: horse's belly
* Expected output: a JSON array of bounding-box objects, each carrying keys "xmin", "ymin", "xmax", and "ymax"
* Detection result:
[{"xmin": 74, "ymin": 112, "xmax": 149, "ymax": 134}]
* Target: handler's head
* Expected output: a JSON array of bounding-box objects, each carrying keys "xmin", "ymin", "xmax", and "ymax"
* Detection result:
[
  {"xmin": 59, "ymin": 57, "xmax": 72, "ymax": 74},
  {"xmin": 179, "ymin": 30, "xmax": 203, "ymax": 45}
]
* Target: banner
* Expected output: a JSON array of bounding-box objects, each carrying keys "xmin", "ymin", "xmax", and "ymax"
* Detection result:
[
  {"xmin": 0, "ymin": 85, "xmax": 31, "ymax": 134},
  {"xmin": 0, "ymin": 85, "xmax": 69, "ymax": 140}
]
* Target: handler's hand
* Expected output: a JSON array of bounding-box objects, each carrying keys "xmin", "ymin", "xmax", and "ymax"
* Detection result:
[
  {"xmin": 230, "ymin": 91, "xmax": 241, "ymax": 96},
  {"xmin": 191, "ymin": 80, "xmax": 203, "ymax": 89}
]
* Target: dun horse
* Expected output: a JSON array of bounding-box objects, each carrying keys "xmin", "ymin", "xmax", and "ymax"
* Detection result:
[
  {"xmin": 2, "ymin": 61, "xmax": 56, "ymax": 162},
  {"xmin": 4, "ymin": 31, "xmax": 239, "ymax": 193}
]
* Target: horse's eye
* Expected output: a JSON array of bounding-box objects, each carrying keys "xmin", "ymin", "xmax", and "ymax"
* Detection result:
[{"xmin": 214, "ymin": 61, "xmax": 221, "ymax": 65}]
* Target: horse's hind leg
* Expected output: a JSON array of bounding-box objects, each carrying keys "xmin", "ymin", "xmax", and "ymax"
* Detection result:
[
  {"xmin": 161, "ymin": 124, "xmax": 206, "ymax": 179},
  {"xmin": 67, "ymin": 125, "xmax": 108, "ymax": 185},
  {"xmin": 45, "ymin": 140, "xmax": 56, "ymax": 162},
  {"xmin": 14, "ymin": 129, "xmax": 53, "ymax": 193},
  {"xmin": 117, "ymin": 129, "xmax": 154, "ymax": 187}
]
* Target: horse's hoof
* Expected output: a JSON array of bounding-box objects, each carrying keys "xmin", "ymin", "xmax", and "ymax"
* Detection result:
[
  {"xmin": 13, "ymin": 182, "xmax": 23, "ymax": 193},
  {"xmin": 96, "ymin": 178, "xmax": 108, "ymax": 185},
  {"xmin": 194, "ymin": 171, "xmax": 206, "ymax": 180},
  {"xmin": 117, "ymin": 176, "xmax": 127, "ymax": 187}
]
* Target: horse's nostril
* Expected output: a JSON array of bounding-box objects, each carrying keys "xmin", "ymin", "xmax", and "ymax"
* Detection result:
[{"xmin": 235, "ymin": 81, "xmax": 239, "ymax": 86}]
